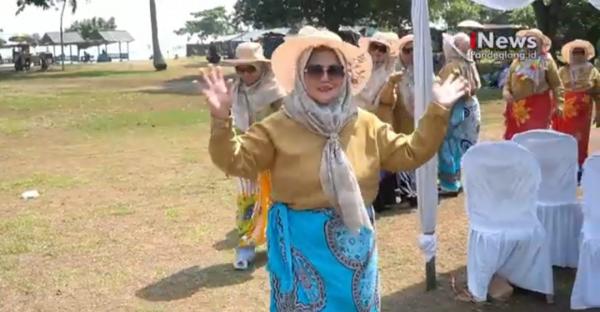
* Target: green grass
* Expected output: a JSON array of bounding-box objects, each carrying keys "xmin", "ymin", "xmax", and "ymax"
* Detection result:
[
  {"xmin": 476, "ymin": 87, "xmax": 503, "ymax": 104},
  {"xmin": 0, "ymin": 70, "xmax": 154, "ymax": 81},
  {"xmin": 76, "ymin": 109, "xmax": 209, "ymax": 133},
  {"xmin": 0, "ymin": 173, "xmax": 79, "ymax": 193},
  {"xmin": 0, "ymin": 215, "xmax": 53, "ymax": 255},
  {"xmin": 0, "ymin": 117, "xmax": 29, "ymax": 134},
  {"xmin": 164, "ymin": 207, "xmax": 181, "ymax": 222}
]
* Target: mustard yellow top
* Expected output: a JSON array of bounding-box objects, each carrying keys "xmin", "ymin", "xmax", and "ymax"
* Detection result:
[
  {"xmin": 503, "ymin": 57, "xmax": 564, "ymax": 107},
  {"xmin": 209, "ymin": 103, "xmax": 450, "ymax": 210}
]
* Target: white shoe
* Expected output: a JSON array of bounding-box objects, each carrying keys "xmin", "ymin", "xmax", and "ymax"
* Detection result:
[{"xmin": 233, "ymin": 246, "xmax": 256, "ymax": 271}]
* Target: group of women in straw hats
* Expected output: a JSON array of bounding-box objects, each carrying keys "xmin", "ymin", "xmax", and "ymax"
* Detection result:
[
  {"xmin": 502, "ymin": 29, "xmax": 600, "ymax": 180},
  {"xmin": 200, "ymin": 25, "xmax": 599, "ymax": 310}
]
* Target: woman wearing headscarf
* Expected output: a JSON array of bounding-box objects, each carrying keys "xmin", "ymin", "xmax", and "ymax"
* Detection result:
[
  {"xmin": 437, "ymin": 33, "xmax": 482, "ymax": 195},
  {"xmin": 503, "ymin": 28, "xmax": 564, "ymax": 140},
  {"xmin": 553, "ymin": 39, "xmax": 600, "ymax": 180},
  {"xmin": 224, "ymin": 42, "xmax": 286, "ymax": 270},
  {"xmin": 393, "ymin": 34, "xmax": 419, "ymax": 206},
  {"xmin": 200, "ymin": 26, "xmax": 468, "ymax": 311},
  {"xmin": 357, "ymin": 32, "xmax": 405, "ymax": 211}
]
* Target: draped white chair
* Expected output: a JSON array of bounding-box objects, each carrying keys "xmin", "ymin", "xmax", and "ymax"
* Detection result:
[
  {"xmin": 571, "ymin": 154, "xmax": 600, "ymax": 310},
  {"xmin": 513, "ymin": 129, "xmax": 583, "ymax": 268},
  {"xmin": 462, "ymin": 141, "xmax": 554, "ymax": 302}
]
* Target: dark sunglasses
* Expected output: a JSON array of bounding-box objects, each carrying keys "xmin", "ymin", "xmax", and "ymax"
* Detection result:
[
  {"xmin": 369, "ymin": 42, "xmax": 388, "ymax": 54},
  {"xmin": 304, "ymin": 64, "xmax": 345, "ymax": 79},
  {"xmin": 402, "ymin": 47, "xmax": 413, "ymax": 54},
  {"xmin": 235, "ymin": 65, "xmax": 257, "ymax": 74},
  {"xmin": 572, "ymin": 49, "xmax": 585, "ymax": 55}
]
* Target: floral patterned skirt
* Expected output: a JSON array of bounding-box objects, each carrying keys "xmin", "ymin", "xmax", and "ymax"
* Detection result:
[
  {"xmin": 504, "ymin": 91, "xmax": 553, "ymax": 140},
  {"xmin": 552, "ymin": 90, "xmax": 594, "ymax": 166},
  {"xmin": 236, "ymin": 172, "xmax": 271, "ymax": 248},
  {"xmin": 267, "ymin": 203, "xmax": 379, "ymax": 312}
]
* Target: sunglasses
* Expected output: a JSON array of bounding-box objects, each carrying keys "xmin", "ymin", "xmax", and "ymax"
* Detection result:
[
  {"xmin": 369, "ymin": 42, "xmax": 388, "ymax": 54},
  {"xmin": 304, "ymin": 64, "xmax": 345, "ymax": 80},
  {"xmin": 572, "ymin": 50, "xmax": 585, "ymax": 55},
  {"xmin": 402, "ymin": 47, "xmax": 413, "ymax": 54},
  {"xmin": 235, "ymin": 65, "xmax": 257, "ymax": 74}
]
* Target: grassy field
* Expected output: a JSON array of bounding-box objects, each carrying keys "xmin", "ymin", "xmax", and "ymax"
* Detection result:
[{"xmin": 1, "ymin": 60, "xmax": 599, "ymax": 312}]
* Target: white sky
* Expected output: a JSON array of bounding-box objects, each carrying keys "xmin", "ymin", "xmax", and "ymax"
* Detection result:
[{"xmin": 0, "ymin": 0, "xmax": 237, "ymax": 59}]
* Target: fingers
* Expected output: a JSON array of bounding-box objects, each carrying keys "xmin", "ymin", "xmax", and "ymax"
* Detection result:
[{"xmin": 215, "ymin": 66, "xmax": 224, "ymax": 82}]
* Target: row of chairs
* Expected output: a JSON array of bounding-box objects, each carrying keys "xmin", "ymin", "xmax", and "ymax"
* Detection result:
[{"xmin": 463, "ymin": 129, "xmax": 599, "ymax": 309}]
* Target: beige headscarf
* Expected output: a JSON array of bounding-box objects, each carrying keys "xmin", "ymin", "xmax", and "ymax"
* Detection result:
[
  {"xmin": 354, "ymin": 53, "xmax": 396, "ymax": 111},
  {"xmin": 443, "ymin": 33, "xmax": 481, "ymax": 92},
  {"xmin": 231, "ymin": 63, "xmax": 285, "ymax": 131},
  {"xmin": 282, "ymin": 47, "xmax": 372, "ymax": 233}
]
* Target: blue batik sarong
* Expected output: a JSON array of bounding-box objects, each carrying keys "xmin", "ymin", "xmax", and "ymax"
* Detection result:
[{"xmin": 267, "ymin": 203, "xmax": 379, "ymax": 312}]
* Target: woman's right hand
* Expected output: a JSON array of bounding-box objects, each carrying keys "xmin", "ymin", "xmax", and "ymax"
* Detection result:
[{"xmin": 199, "ymin": 65, "xmax": 232, "ymax": 119}]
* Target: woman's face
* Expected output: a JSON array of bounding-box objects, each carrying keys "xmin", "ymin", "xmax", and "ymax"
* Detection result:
[
  {"xmin": 368, "ymin": 41, "xmax": 388, "ymax": 65},
  {"xmin": 235, "ymin": 63, "xmax": 262, "ymax": 86},
  {"xmin": 400, "ymin": 42, "xmax": 413, "ymax": 65},
  {"xmin": 571, "ymin": 48, "xmax": 587, "ymax": 64},
  {"xmin": 303, "ymin": 48, "xmax": 345, "ymax": 105}
]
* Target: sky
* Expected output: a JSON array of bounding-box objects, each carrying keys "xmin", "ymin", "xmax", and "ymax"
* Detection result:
[{"xmin": 0, "ymin": 0, "xmax": 237, "ymax": 60}]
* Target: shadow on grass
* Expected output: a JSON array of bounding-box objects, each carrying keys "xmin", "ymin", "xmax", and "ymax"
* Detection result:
[
  {"xmin": 382, "ymin": 266, "xmax": 582, "ymax": 312},
  {"xmin": 0, "ymin": 70, "xmax": 151, "ymax": 81},
  {"xmin": 135, "ymin": 252, "xmax": 267, "ymax": 302},
  {"xmin": 212, "ymin": 229, "xmax": 239, "ymax": 251},
  {"xmin": 139, "ymin": 74, "xmax": 236, "ymax": 96}
]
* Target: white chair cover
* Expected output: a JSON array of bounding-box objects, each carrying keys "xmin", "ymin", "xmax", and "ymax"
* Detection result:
[
  {"xmin": 462, "ymin": 141, "xmax": 554, "ymax": 302},
  {"xmin": 513, "ymin": 130, "xmax": 583, "ymax": 268},
  {"xmin": 571, "ymin": 154, "xmax": 600, "ymax": 310}
]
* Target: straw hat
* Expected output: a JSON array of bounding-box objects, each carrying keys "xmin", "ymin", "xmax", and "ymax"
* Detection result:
[
  {"xmin": 561, "ymin": 39, "xmax": 595, "ymax": 63},
  {"xmin": 223, "ymin": 42, "xmax": 269, "ymax": 66},
  {"xmin": 359, "ymin": 31, "xmax": 400, "ymax": 57},
  {"xmin": 442, "ymin": 33, "xmax": 469, "ymax": 59},
  {"xmin": 516, "ymin": 28, "xmax": 551, "ymax": 52},
  {"xmin": 271, "ymin": 26, "xmax": 372, "ymax": 95},
  {"xmin": 398, "ymin": 34, "xmax": 414, "ymax": 52}
]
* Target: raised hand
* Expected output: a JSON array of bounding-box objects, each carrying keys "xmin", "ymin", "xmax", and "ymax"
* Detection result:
[
  {"xmin": 432, "ymin": 74, "xmax": 469, "ymax": 109},
  {"xmin": 199, "ymin": 65, "xmax": 232, "ymax": 119}
]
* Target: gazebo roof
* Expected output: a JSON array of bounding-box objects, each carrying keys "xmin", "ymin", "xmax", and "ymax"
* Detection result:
[
  {"xmin": 40, "ymin": 32, "xmax": 85, "ymax": 45},
  {"xmin": 98, "ymin": 30, "xmax": 134, "ymax": 43}
]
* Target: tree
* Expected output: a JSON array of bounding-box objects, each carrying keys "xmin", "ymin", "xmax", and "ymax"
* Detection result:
[
  {"xmin": 67, "ymin": 17, "xmax": 117, "ymax": 40},
  {"xmin": 233, "ymin": 0, "xmax": 372, "ymax": 32},
  {"xmin": 16, "ymin": 0, "xmax": 78, "ymax": 14},
  {"xmin": 149, "ymin": 0, "xmax": 166, "ymax": 71},
  {"xmin": 175, "ymin": 6, "xmax": 237, "ymax": 42},
  {"xmin": 434, "ymin": 0, "xmax": 535, "ymax": 31},
  {"xmin": 532, "ymin": 0, "xmax": 600, "ymax": 58}
]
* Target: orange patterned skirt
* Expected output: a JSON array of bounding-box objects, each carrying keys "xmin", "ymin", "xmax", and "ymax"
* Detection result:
[
  {"xmin": 552, "ymin": 91, "xmax": 594, "ymax": 166},
  {"xmin": 504, "ymin": 91, "xmax": 553, "ymax": 140}
]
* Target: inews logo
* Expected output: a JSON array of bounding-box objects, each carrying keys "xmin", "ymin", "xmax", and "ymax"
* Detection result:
[{"xmin": 469, "ymin": 31, "xmax": 538, "ymax": 60}]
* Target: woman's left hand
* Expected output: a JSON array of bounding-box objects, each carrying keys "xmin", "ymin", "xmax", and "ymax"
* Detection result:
[{"xmin": 432, "ymin": 74, "xmax": 469, "ymax": 109}]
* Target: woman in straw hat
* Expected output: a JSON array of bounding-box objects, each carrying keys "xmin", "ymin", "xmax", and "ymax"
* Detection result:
[
  {"xmin": 437, "ymin": 32, "xmax": 482, "ymax": 195},
  {"xmin": 502, "ymin": 28, "xmax": 564, "ymax": 140},
  {"xmin": 356, "ymin": 31, "xmax": 405, "ymax": 211},
  {"xmin": 224, "ymin": 42, "xmax": 286, "ymax": 270},
  {"xmin": 553, "ymin": 39, "xmax": 600, "ymax": 180},
  {"xmin": 200, "ymin": 25, "xmax": 468, "ymax": 310},
  {"xmin": 393, "ymin": 34, "xmax": 419, "ymax": 206}
]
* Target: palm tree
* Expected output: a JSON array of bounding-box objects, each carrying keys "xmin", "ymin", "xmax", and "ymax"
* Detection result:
[{"xmin": 149, "ymin": 0, "xmax": 167, "ymax": 71}]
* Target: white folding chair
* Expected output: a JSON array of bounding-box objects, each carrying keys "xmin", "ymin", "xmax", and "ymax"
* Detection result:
[
  {"xmin": 571, "ymin": 154, "xmax": 600, "ymax": 310},
  {"xmin": 462, "ymin": 141, "xmax": 554, "ymax": 302},
  {"xmin": 513, "ymin": 129, "xmax": 583, "ymax": 268}
]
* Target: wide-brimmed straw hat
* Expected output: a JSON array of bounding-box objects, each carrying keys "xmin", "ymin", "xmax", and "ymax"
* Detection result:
[
  {"xmin": 398, "ymin": 34, "xmax": 414, "ymax": 52},
  {"xmin": 271, "ymin": 26, "xmax": 372, "ymax": 95},
  {"xmin": 516, "ymin": 28, "xmax": 551, "ymax": 52},
  {"xmin": 442, "ymin": 33, "xmax": 469, "ymax": 59},
  {"xmin": 222, "ymin": 42, "xmax": 270, "ymax": 66},
  {"xmin": 561, "ymin": 39, "xmax": 595, "ymax": 63},
  {"xmin": 358, "ymin": 31, "xmax": 400, "ymax": 57}
]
